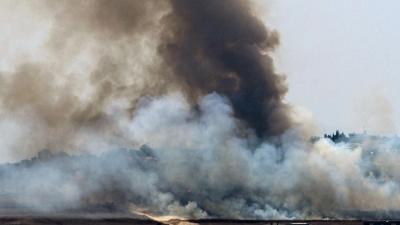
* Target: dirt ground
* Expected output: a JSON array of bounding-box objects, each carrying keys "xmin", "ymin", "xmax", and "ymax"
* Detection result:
[
  {"xmin": 167, "ymin": 220, "xmax": 364, "ymax": 225},
  {"xmin": 0, "ymin": 218, "xmax": 368, "ymax": 225},
  {"xmin": 0, "ymin": 217, "xmax": 160, "ymax": 225}
]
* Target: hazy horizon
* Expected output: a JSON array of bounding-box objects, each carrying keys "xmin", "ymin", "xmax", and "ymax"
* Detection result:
[{"xmin": 264, "ymin": 0, "xmax": 400, "ymax": 136}]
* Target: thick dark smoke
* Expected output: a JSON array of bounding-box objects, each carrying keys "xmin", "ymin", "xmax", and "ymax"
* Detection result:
[
  {"xmin": 0, "ymin": 0, "xmax": 289, "ymax": 158},
  {"xmin": 44, "ymin": 0, "xmax": 290, "ymax": 138},
  {"xmin": 159, "ymin": 0, "xmax": 290, "ymax": 137}
]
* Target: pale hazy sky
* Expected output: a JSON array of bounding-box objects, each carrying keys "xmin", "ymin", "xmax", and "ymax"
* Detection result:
[{"xmin": 264, "ymin": 0, "xmax": 400, "ymax": 136}]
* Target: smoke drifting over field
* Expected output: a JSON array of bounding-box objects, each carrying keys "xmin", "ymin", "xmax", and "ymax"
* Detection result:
[{"xmin": 1, "ymin": 0, "xmax": 400, "ymax": 220}]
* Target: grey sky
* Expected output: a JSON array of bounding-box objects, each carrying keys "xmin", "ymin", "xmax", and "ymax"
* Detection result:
[{"xmin": 263, "ymin": 0, "xmax": 400, "ymax": 136}]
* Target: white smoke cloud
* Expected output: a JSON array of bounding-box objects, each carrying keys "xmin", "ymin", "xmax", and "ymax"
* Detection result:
[{"xmin": 1, "ymin": 92, "xmax": 400, "ymax": 219}]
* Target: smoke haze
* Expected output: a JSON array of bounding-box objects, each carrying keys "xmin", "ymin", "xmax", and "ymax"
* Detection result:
[{"xmin": 0, "ymin": 0, "xmax": 400, "ymax": 220}]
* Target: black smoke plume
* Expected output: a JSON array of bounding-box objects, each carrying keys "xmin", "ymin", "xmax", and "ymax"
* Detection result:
[{"xmin": 158, "ymin": 0, "xmax": 290, "ymax": 138}]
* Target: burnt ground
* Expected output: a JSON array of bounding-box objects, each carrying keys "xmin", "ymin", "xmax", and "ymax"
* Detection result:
[
  {"xmin": 0, "ymin": 217, "xmax": 160, "ymax": 225},
  {"xmin": 0, "ymin": 218, "xmax": 373, "ymax": 225},
  {"xmin": 0, "ymin": 207, "xmax": 393, "ymax": 225},
  {"xmin": 174, "ymin": 220, "xmax": 364, "ymax": 225}
]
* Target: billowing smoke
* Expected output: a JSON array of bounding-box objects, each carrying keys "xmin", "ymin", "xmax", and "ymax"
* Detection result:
[
  {"xmin": 158, "ymin": 0, "xmax": 290, "ymax": 137},
  {"xmin": 0, "ymin": 0, "xmax": 400, "ymax": 220}
]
